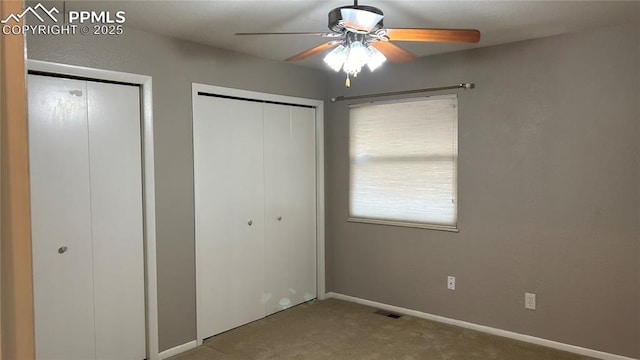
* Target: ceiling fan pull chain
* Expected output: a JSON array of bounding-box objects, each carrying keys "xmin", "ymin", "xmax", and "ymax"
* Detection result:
[{"xmin": 345, "ymin": 74, "xmax": 351, "ymax": 88}]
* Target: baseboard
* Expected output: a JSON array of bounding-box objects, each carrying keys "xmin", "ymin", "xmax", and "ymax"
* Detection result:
[
  {"xmin": 326, "ymin": 292, "xmax": 637, "ymax": 360},
  {"xmin": 158, "ymin": 340, "xmax": 198, "ymax": 360}
]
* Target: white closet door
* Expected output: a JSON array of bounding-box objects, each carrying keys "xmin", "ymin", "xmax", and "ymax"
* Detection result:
[
  {"xmin": 29, "ymin": 75, "xmax": 96, "ymax": 360},
  {"xmin": 288, "ymin": 107, "xmax": 317, "ymax": 306},
  {"xmin": 263, "ymin": 104, "xmax": 295, "ymax": 315},
  {"xmin": 194, "ymin": 95, "xmax": 265, "ymax": 338},
  {"xmin": 30, "ymin": 75, "xmax": 146, "ymax": 360},
  {"xmin": 87, "ymin": 82, "xmax": 145, "ymax": 360},
  {"xmin": 263, "ymin": 104, "xmax": 316, "ymax": 315}
]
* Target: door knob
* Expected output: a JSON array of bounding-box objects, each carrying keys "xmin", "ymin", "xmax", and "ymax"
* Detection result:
[
  {"xmin": 248, "ymin": 219, "xmax": 253, "ymax": 226},
  {"xmin": 58, "ymin": 246, "xmax": 68, "ymax": 254}
]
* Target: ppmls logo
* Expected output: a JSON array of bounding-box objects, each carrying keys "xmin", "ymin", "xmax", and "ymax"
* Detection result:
[
  {"xmin": 0, "ymin": 3, "xmax": 59, "ymax": 24},
  {"xmin": 1, "ymin": 3, "xmax": 126, "ymax": 36}
]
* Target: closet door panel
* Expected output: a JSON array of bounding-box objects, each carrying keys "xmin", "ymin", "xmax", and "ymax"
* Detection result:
[
  {"xmin": 87, "ymin": 82, "xmax": 146, "ymax": 360},
  {"xmin": 28, "ymin": 75, "xmax": 96, "ymax": 360},
  {"xmin": 264, "ymin": 104, "xmax": 317, "ymax": 315},
  {"xmin": 194, "ymin": 96, "xmax": 265, "ymax": 337},
  {"xmin": 263, "ymin": 104, "xmax": 295, "ymax": 315},
  {"xmin": 289, "ymin": 107, "xmax": 317, "ymax": 305}
]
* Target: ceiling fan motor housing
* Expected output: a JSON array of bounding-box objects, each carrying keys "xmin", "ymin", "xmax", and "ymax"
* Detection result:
[{"xmin": 329, "ymin": 5, "xmax": 384, "ymax": 33}]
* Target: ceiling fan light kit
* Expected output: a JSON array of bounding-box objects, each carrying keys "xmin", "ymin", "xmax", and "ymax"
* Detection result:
[
  {"xmin": 326, "ymin": 3, "xmax": 390, "ymax": 87},
  {"xmin": 236, "ymin": 1, "xmax": 481, "ymax": 87},
  {"xmin": 323, "ymin": 32, "xmax": 388, "ymax": 87}
]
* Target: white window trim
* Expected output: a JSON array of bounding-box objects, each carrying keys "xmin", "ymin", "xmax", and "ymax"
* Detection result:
[{"xmin": 347, "ymin": 217, "xmax": 459, "ymax": 232}]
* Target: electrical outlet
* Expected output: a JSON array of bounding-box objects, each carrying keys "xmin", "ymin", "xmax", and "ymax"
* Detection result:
[
  {"xmin": 525, "ymin": 293, "xmax": 536, "ymax": 310},
  {"xmin": 447, "ymin": 276, "xmax": 455, "ymax": 290}
]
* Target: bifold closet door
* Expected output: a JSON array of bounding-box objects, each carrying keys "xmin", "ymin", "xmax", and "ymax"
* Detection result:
[
  {"xmin": 29, "ymin": 75, "xmax": 96, "ymax": 360},
  {"xmin": 193, "ymin": 95, "xmax": 265, "ymax": 339},
  {"xmin": 86, "ymin": 81, "xmax": 145, "ymax": 360},
  {"xmin": 263, "ymin": 104, "xmax": 317, "ymax": 315},
  {"xmin": 28, "ymin": 75, "xmax": 145, "ymax": 360}
]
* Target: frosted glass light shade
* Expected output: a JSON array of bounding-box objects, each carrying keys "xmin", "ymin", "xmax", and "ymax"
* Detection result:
[
  {"xmin": 343, "ymin": 41, "xmax": 368, "ymax": 75},
  {"xmin": 323, "ymin": 45, "xmax": 348, "ymax": 72},
  {"xmin": 366, "ymin": 45, "xmax": 386, "ymax": 71}
]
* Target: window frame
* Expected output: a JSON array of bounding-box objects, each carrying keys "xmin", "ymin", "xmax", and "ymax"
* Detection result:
[{"xmin": 347, "ymin": 94, "xmax": 459, "ymax": 232}]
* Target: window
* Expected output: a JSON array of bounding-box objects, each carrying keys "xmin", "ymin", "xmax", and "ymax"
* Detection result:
[{"xmin": 348, "ymin": 95, "xmax": 458, "ymax": 231}]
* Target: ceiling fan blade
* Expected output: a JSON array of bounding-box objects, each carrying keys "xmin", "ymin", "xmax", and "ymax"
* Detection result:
[
  {"xmin": 286, "ymin": 42, "xmax": 340, "ymax": 62},
  {"xmin": 385, "ymin": 28, "xmax": 481, "ymax": 43},
  {"xmin": 236, "ymin": 32, "xmax": 339, "ymax": 37},
  {"xmin": 371, "ymin": 41, "xmax": 416, "ymax": 63}
]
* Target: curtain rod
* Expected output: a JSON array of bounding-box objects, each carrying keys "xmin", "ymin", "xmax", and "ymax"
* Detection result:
[{"xmin": 330, "ymin": 83, "xmax": 475, "ymax": 103}]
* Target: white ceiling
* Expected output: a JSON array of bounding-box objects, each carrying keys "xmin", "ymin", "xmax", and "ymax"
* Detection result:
[{"xmin": 69, "ymin": 1, "xmax": 640, "ymax": 69}]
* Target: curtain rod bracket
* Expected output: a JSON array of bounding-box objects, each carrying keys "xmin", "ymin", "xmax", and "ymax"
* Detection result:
[{"xmin": 330, "ymin": 83, "xmax": 475, "ymax": 103}]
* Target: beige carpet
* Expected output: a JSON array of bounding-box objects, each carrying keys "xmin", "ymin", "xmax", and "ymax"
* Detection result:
[{"xmin": 170, "ymin": 298, "xmax": 597, "ymax": 360}]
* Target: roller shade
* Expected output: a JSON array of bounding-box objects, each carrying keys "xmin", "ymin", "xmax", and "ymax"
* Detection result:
[{"xmin": 349, "ymin": 95, "xmax": 458, "ymax": 229}]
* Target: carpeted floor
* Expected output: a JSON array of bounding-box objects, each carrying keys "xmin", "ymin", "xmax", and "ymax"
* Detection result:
[{"xmin": 170, "ymin": 298, "xmax": 597, "ymax": 360}]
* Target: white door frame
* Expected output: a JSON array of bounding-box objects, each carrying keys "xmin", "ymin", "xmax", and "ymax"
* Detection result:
[
  {"xmin": 191, "ymin": 83, "xmax": 326, "ymax": 345},
  {"xmin": 27, "ymin": 60, "xmax": 160, "ymax": 360}
]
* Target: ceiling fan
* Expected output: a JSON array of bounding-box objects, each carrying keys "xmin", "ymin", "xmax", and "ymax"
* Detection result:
[{"xmin": 236, "ymin": 1, "xmax": 480, "ymax": 87}]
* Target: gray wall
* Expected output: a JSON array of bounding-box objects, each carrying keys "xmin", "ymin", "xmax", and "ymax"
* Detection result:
[
  {"xmin": 325, "ymin": 22, "xmax": 640, "ymax": 358},
  {"xmin": 26, "ymin": 27, "xmax": 327, "ymax": 351}
]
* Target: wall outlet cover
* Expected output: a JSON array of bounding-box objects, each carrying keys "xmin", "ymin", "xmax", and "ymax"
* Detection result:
[
  {"xmin": 447, "ymin": 276, "xmax": 455, "ymax": 290},
  {"xmin": 525, "ymin": 292, "xmax": 536, "ymax": 310}
]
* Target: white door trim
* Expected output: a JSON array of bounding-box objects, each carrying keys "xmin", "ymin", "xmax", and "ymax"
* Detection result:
[
  {"xmin": 191, "ymin": 83, "xmax": 325, "ymax": 345},
  {"xmin": 27, "ymin": 60, "xmax": 160, "ymax": 360}
]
